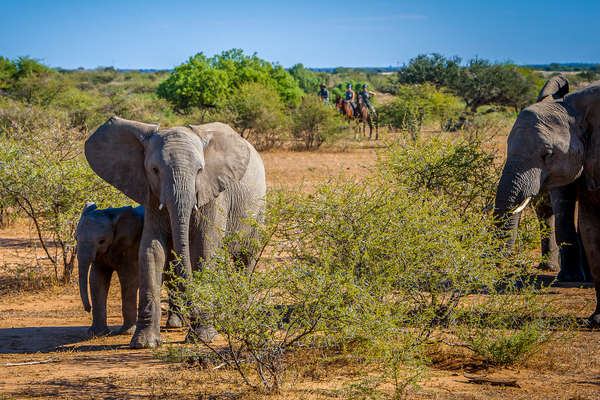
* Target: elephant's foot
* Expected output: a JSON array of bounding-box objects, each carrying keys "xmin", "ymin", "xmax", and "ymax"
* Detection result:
[
  {"xmin": 166, "ymin": 312, "xmax": 183, "ymax": 329},
  {"xmin": 88, "ymin": 326, "xmax": 111, "ymax": 337},
  {"xmin": 116, "ymin": 324, "xmax": 136, "ymax": 335},
  {"xmin": 185, "ymin": 325, "xmax": 217, "ymax": 344},
  {"xmin": 557, "ymin": 269, "xmax": 585, "ymax": 282},
  {"xmin": 587, "ymin": 312, "xmax": 600, "ymax": 328},
  {"xmin": 536, "ymin": 261, "xmax": 559, "ymax": 272},
  {"xmin": 129, "ymin": 327, "xmax": 161, "ymax": 349}
]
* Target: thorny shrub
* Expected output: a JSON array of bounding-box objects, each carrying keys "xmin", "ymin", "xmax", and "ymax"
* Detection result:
[
  {"xmin": 164, "ymin": 137, "xmax": 559, "ymax": 397},
  {"xmin": 0, "ymin": 100, "xmax": 129, "ymax": 282}
]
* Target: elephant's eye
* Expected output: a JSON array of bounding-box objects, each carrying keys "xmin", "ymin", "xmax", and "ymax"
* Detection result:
[
  {"xmin": 99, "ymin": 239, "xmax": 106, "ymax": 245},
  {"xmin": 542, "ymin": 150, "xmax": 553, "ymax": 161},
  {"xmin": 152, "ymin": 167, "xmax": 159, "ymax": 174}
]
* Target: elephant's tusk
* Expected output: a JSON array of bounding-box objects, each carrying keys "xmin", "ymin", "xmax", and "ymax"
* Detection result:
[
  {"xmin": 194, "ymin": 204, "xmax": 199, "ymax": 212},
  {"xmin": 512, "ymin": 197, "xmax": 531, "ymax": 214},
  {"xmin": 159, "ymin": 203, "xmax": 164, "ymax": 211}
]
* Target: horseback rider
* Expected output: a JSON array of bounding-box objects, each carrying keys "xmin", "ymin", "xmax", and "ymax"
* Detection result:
[
  {"xmin": 318, "ymin": 83, "xmax": 329, "ymax": 105},
  {"xmin": 344, "ymin": 83, "xmax": 356, "ymax": 114},
  {"xmin": 359, "ymin": 84, "xmax": 376, "ymax": 115}
]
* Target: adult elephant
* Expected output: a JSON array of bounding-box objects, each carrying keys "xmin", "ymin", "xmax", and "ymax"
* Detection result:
[
  {"xmin": 493, "ymin": 81, "xmax": 600, "ymax": 324},
  {"xmin": 508, "ymin": 75, "xmax": 588, "ymax": 281},
  {"xmin": 85, "ymin": 117, "xmax": 267, "ymax": 348}
]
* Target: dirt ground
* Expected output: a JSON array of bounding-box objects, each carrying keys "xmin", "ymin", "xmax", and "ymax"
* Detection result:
[{"xmin": 1, "ymin": 148, "xmax": 599, "ymax": 399}]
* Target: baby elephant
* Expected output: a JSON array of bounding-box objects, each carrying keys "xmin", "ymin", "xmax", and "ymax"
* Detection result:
[{"xmin": 75, "ymin": 202, "xmax": 144, "ymax": 336}]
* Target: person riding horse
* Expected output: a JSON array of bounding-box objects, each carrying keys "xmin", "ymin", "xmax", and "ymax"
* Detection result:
[
  {"xmin": 344, "ymin": 83, "xmax": 357, "ymax": 115},
  {"xmin": 359, "ymin": 84, "xmax": 376, "ymax": 115},
  {"xmin": 318, "ymin": 83, "xmax": 330, "ymax": 105}
]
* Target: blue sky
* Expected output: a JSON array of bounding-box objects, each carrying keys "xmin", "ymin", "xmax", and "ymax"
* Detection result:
[{"xmin": 0, "ymin": 0, "xmax": 598, "ymax": 69}]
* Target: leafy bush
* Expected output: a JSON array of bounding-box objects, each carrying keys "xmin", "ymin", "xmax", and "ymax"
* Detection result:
[
  {"xmin": 380, "ymin": 133, "xmax": 500, "ymax": 215},
  {"xmin": 378, "ymin": 83, "xmax": 463, "ymax": 137},
  {"xmin": 397, "ymin": 53, "xmax": 461, "ymax": 87},
  {"xmin": 288, "ymin": 63, "xmax": 322, "ymax": 94},
  {"xmin": 171, "ymin": 136, "xmax": 553, "ymax": 396},
  {"xmin": 0, "ymin": 101, "xmax": 128, "ymax": 282},
  {"xmin": 290, "ymin": 94, "xmax": 347, "ymax": 150},
  {"xmin": 157, "ymin": 49, "xmax": 303, "ymax": 112},
  {"xmin": 224, "ymin": 82, "xmax": 288, "ymax": 150}
]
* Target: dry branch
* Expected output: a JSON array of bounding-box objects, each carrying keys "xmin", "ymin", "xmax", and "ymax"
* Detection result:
[{"xmin": 6, "ymin": 356, "xmax": 60, "ymax": 367}]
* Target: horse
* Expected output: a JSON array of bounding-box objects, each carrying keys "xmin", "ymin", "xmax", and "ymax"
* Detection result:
[
  {"xmin": 335, "ymin": 96, "xmax": 354, "ymax": 120},
  {"xmin": 356, "ymin": 95, "xmax": 378, "ymax": 140}
]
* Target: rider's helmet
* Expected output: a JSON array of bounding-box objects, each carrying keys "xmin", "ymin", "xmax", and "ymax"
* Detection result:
[
  {"xmin": 320, "ymin": 83, "xmax": 326, "ymax": 89},
  {"xmin": 347, "ymin": 83, "xmax": 352, "ymax": 88},
  {"xmin": 362, "ymin": 84, "xmax": 368, "ymax": 89}
]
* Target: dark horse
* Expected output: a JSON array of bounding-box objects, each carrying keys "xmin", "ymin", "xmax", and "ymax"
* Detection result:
[{"xmin": 356, "ymin": 95, "xmax": 378, "ymax": 140}]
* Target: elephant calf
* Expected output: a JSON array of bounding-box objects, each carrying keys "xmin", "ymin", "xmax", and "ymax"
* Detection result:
[{"xmin": 75, "ymin": 202, "xmax": 144, "ymax": 336}]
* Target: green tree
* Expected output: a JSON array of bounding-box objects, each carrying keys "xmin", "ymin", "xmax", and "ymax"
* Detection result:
[
  {"xmin": 157, "ymin": 49, "xmax": 303, "ymax": 112},
  {"xmin": 156, "ymin": 53, "xmax": 230, "ymax": 111},
  {"xmin": 225, "ymin": 82, "xmax": 287, "ymax": 149},
  {"xmin": 397, "ymin": 53, "xmax": 461, "ymax": 87},
  {"xmin": 0, "ymin": 56, "xmax": 17, "ymax": 89},
  {"xmin": 291, "ymin": 94, "xmax": 347, "ymax": 150},
  {"xmin": 288, "ymin": 63, "xmax": 321, "ymax": 94}
]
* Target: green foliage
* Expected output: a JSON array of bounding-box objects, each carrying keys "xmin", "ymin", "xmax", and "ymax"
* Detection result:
[
  {"xmin": 157, "ymin": 49, "xmax": 303, "ymax": 112},
  {"xmin": 157, "ymin": 53, "xmax": 230, "ymax": 111},
  {"xmin": 0, "ymin": 56, "xmax": 17, "ymax": 89},
  {"xmin": 290, "ymin": 94, "xmax": 347, "ymax": 150},
  {"xmin": 225, "ymin": 82, "xmax": 288, "ymax": 150},
  {"xmin": 378, "ymin": 83, "xmax": 463, "ymax": 136},
  {"xmin": 397, "ymin": 53, "xmax": 461, "ymax": 87},
  {"xmin": 171, "ymin": 135, "xmax": 552, "ymax": 395},
  {"xmin": 380, "ymin": 132, "xmax": 500, "ymax": 215},
  {"xmin": 398, "ymin": 55, "xmax": 543, "ymax": 113},
  {"xmin": 288, "ymin": 63, "xmax": 321, "ymax": 94},
  {"xmin": 455, "ymin": 59, "xmax": 540, "ymax": 112},
  {"xmin": 0, "ymin": 100, "xmax": 129, "ymax": 282}
]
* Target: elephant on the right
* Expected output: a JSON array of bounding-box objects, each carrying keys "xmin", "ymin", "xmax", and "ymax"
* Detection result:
[
  {"xmin": 494, "ymin": 80, "xmax": 600, "ymax": 325},
  {"xmin": 528, "ymin": 75, "xmax": 589, "ymax": 281}
]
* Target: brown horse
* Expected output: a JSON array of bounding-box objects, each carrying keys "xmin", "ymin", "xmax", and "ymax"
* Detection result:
[
  {"xmin": 356, "ymin": 95, "xmax": 378, "ymax": 140},
  {"xmin": 335, "ymin": 97, "xmax": 354, "ymax": 120}
]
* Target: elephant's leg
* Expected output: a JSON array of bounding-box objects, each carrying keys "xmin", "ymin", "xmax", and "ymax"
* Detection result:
[
  {"xmin": 130, "ymin": 217, "xmax": 167, "ymax": 349},
  {"xmin": 116, "ymin": 266, "xmax": 138, "ymax": 335},
  {"xmin": 184, "ymin": 207, "xmax": 227, "ymax": 343},
  {"xmin": 576, "ymin": 195, "xmax": 600, "ymax": 325},
  {"xmin": 534, "ymin": 192, "xmax": 559, "ymax": 271},
  {"xmin": 551, "ymin": 184, "xmax": 584, "ymax": 281},
  {"xmin": 89, "ymin": 266, "xmax": 112, "ymax": 337}
]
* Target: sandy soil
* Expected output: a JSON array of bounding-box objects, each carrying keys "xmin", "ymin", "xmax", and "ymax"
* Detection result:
[{"xmin": 1, "ymin": 148, "xmax": 599, "ymax": 399}]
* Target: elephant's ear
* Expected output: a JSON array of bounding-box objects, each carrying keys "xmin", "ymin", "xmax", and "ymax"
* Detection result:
[
  {"xmin": 537, "ymin": 75, "xmax": 569, "ymax": 102},
  {"xmin": 112, "ymin": 207, "xmax": 144, "ymax": 247},
  {"xmin": 188, "ymin": 122, "xmax": 250, "ymax": 206},
  {"xmin": 81, "ymin": 201, "xmax": 97, "ymax": 215},
  {"xmin": 566, "ymin": 83, "xmax": 600, "ymax": 189},
  {"xmin": 85, "ymin": 117, "xmax": 158, "ymax": 204}
]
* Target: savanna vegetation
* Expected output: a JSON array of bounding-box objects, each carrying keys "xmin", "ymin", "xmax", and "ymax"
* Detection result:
[{"xmin": 1, "ymin": 51, "xmax": 598, "ymax": 398}]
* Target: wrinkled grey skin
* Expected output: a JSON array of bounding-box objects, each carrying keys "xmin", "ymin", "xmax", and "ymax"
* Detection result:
[
  {"xmin": 85, "ymin": 117, "xmax": 266, "ymax": 348},
  {"xmin": 508, "ymin": 76, "xmax": 589, "ymax": 281},
  {"xmin": 75, "ymin": 202, "xmax": 143, "ymax": 336},
  {"xmin": 494, "ymin": 80, "xmax": 600, "ymax": 325}
]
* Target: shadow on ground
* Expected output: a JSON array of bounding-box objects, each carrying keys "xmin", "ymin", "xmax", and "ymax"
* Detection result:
[{"xmin": 0, "ymin": 326, "xmax": 128, "ymax": 354}]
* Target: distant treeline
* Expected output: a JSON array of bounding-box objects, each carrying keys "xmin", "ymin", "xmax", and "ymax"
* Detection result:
[{"xmin": 526, "ymin": 63, "xmax": 600, "ymax": 72}]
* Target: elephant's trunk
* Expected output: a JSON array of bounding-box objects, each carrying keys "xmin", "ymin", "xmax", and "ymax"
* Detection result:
[
  {"xmin": 77, "ymin": 249, "xmax": 93, "ymax": 312},
  {"xmin": 493, "ymin": 166, "xmax": 541, "ymax": 253},
  {"xmin": 166, "ymin": 170, "xmax": 195, "ymax": 281}
]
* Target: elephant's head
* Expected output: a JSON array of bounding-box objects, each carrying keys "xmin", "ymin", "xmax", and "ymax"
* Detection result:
[
  {"xmin": 494, "ymin": 78, "xmax": 600, "ymax": 248},
  {"xmin": 84, "ymin": 117, "xmax": 250, "ymax": 279}
]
